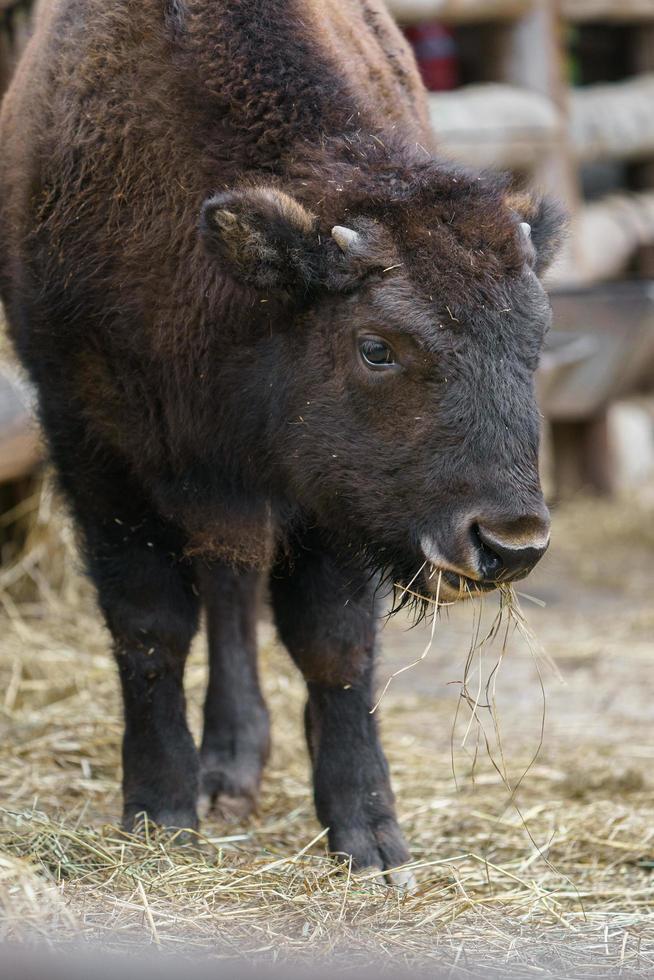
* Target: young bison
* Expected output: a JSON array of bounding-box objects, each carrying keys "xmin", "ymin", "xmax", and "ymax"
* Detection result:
[{"xmin": 0, "ymin": 0, "xmax": 560, "ymax": 881}]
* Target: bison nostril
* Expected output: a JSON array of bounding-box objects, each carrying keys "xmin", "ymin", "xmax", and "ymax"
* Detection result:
[
  {"xmin": 473, "ymin": 522, "xmax": 549, "ymax": 582},
  {"xmin": 471, "ymin": 524, "xmax": 504, "ymax": 579}
]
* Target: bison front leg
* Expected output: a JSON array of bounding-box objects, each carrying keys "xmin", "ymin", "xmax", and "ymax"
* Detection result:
[
  {"xmin": 196, "ymin": 563, "xmax": 270, "ymax": 821},
  {"xmin": 102, "ymin": 533, "xmax": 201, "ymax": 831},
  {"xmin": 74, "ymin": 497, "xmax": 201, "ymax": 830},
  {"xmin": 271, "ymin": 533, "xmax": 412, "ymax": 885}
]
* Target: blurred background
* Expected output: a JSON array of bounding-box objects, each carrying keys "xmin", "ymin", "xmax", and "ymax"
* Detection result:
[{"xmin": 0, "ymin": 0, "xmax": 653, "ymax": 974}]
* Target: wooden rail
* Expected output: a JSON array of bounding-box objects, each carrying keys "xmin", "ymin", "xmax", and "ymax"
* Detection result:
[
  {"xmin": 385, "ymin": 0, "xmax": 534, "ymax": 24},
  {"xmin": 570, "ymin": 75, "xmax": 654, "ymax": 164},
  {"xmin": 428, "ymin": 84, "xmax": 561, "ymax": 169},
  {"xmin": 563, "ymin": 0, "xmax": 654, "ymax": 23}
]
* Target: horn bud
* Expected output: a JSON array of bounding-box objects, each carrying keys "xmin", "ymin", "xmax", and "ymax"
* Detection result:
[
  {"xmin": 520, "ymin": 221, "xmax": 532, "ymax": 239},
  {"xmin": 331, "ymin": 225, "xmax": 361, "ymax": 253}
]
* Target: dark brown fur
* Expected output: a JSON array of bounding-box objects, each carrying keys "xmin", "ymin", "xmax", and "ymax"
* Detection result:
[{"xmin": 0, "ymin": 0, "xmax": 561, "ymax": 874}]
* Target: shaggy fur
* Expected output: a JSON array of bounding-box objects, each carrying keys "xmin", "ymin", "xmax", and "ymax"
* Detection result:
[{"xmin": 0, "ymin": 0, "xmax": 562, "ymax": 873}]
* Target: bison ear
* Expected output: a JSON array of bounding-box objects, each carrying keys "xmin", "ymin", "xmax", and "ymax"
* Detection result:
[
  {"xmin": 507, "ymin": 194, "xmax": 566, "ymax": 276},
  {"xmin": 200, "ymin": 187, "xmax": 319, "ymax": 292}
]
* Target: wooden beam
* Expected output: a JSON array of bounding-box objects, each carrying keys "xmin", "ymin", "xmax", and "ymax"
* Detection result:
[
  {"xmin": 384, "ymin": 0, "xmax": 534, "ymax": 26},
  {"xmin": 570, "ymin": 74, "xmax": 654, "ymax": 163},
  {"xmin": 427, "ymin": 83, "xmax": 561, "ymax": 169},
  {"xmin": 549, "ymin": 191, "xmax": 654, "ymax": 285},
  {"xmin": 563, "ymin": 0, "xmax": 654, "ymax": 23}
]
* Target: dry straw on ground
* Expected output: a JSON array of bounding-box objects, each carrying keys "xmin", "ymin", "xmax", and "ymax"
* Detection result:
[{"xmin": 0, "ymin": 481, "xmax": 653, "ymax": 976}]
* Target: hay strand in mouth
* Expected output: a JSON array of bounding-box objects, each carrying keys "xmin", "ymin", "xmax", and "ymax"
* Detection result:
[
  {"xmin": 448, "ymin": 582, "xmax": 584, "ymax": 914},
  {"xmin": 379, "ymin": 568, "xmax": 573, "ymax": 903}
]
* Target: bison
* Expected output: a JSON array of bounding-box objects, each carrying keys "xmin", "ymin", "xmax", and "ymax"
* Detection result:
[{"xmin": 0, "ymin": 0, "xmax": 561, "ymax": 882}]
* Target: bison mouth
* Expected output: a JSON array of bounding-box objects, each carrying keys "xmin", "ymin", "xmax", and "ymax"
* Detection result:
[
  {"xmin": 390, "ymin": 562, "xmax": 497, "ymax": 615},
  {"xmin": 376, "ymin": 538, "xmax": 514, "ymax": 616},
  {"xmin": 422, "ymin": 565, "xmax": 498, "ymax": 604},
  {"xmin": 441, "ymin": 568, "xmax": 498, "ymax": 596}
]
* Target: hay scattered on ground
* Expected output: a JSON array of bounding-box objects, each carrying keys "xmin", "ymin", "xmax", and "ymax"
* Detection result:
[{"xmin": 0, "ymin": 483, "xmax": 653, "ymax": 975}]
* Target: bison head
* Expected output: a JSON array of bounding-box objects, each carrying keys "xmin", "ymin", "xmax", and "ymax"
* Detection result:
[{"xmin": 200, "ymin": 159, "xmax": 562, "ymax": 605}]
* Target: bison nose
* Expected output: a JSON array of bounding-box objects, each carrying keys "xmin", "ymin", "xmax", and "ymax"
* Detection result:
[{"xmin": 472, "ymin": 514, "xmax": 550, "ymax": 582}]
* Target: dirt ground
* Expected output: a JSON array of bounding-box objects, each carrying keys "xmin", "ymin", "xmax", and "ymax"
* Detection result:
[{"xmin": 0, "ymin": 485, "xmax": 653, "ymax": 977}]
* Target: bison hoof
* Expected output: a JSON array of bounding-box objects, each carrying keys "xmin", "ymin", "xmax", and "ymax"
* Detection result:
[
  {"xmin": 122, "ymin": 805, "xmax": 199, "ymax": 835},
  {"xmin": 383, "ymin": 867, "xmax": 417, "ymax": 891},
  {"xmin": 330, "ymin": 817, "xmax": 414, "ymax": 889},
  {"xmin": 198, "ymin": 789, "xmax": 255, "ymax": 823},
  {"xmin": 198, "ymin": 751, "xmax": 262, "ymax": 823}
]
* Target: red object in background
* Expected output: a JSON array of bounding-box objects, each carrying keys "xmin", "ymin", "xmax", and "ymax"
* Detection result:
[{"xmin": 404, "ymin": 23, "xmax": 459, "ymax": 92}]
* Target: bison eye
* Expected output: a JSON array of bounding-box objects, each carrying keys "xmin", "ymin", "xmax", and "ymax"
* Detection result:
[{"xmin": 359, "ymin": 337, "xmax": 395, "ymax": 369}]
